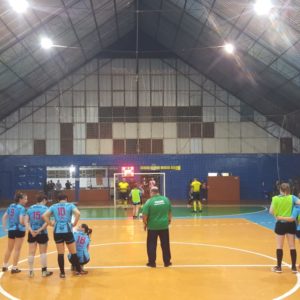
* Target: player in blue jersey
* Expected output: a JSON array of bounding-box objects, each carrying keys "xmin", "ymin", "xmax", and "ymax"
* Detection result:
[
  {"xmin": 2, "ymin": 193, "xmax": 27, "ymax": 274},
  {"xmin": 68, "ymin": 224, "xmax": 92, "ymax": 270},
  {"xmin": 42, "ymin": 193, "xmax": 87, "ymax": 278},
  {"xmin": 25, "ymin": 195, "xmax": 53, "ymax": 278}
]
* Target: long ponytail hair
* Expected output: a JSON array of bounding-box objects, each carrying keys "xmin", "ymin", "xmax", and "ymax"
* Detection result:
[{"xmin": 81, "ymin": 224, "xmax": 92, "ymax": 238}]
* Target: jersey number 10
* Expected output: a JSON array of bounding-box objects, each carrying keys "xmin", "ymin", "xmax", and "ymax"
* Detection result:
[{"xmin": 58, "ymin": 207, "xmax": 66, "ymax": 216}]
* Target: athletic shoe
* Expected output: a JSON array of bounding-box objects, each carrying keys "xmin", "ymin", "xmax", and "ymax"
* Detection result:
[
  {"xmin": 146, "ymin": 263, "xmax": 156, "ymax": 268},
  {"xmin": 75, "ymin": 270, "xmax": 88, "ymax": 276},
  {"xmin": 2, "ymin": 267, "xmax": 8, "ymax": 272},
  {"xmin": 291, "ymin": 266, "xmax": 298, "ymax": 274},
  {"xmin": 164, "ymin": 262, "xmax": 172, "ymax": 267},
  {"xmin": 11, "ymin": 269, "xmax": 21, "ymax": 274},
  {"xmin": 60, "ymin": 273, "xmax": 66, "ymax": 278},
  {"xmin": 29, "ymin": 271, "xmax": 34, "ymax": 278},
  {"xmin": 42, "ymin": 271, "xmax": 53, "ymax": 277},
  {"xmin": 271, "ymin": 266, "xmax": 282, "ymax": 273}
]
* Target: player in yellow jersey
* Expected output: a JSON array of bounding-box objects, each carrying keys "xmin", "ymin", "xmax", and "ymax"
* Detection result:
[
  {"xmin": 118, "ymin": 178, "xmax": 129, "ymax": 208},
  {"xmin": 190, "ymin": 178, "xmax": 202, "ymax": 213}
]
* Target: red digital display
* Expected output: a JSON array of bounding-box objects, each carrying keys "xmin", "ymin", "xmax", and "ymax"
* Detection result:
[{"xmin": 121, "ymin": 166, "xmax": 134, "ymax": 177}]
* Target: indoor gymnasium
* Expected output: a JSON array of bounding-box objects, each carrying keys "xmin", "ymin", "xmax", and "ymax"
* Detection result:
[{"xmin": 0, "ymin": 0, "xmax": 300, "ymax": 299}]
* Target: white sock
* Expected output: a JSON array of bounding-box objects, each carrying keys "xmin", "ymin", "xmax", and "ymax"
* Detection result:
[
  {"xmin": 28, "ymin": 256, "xmax": 34, "ymax": 271},
  {"xmin": 12, "ymin": 266, "xmax": 17, "ymax": 270},
  {"xmin": 3, "ymin": 263, "xmax": 9, "ymax": 268},
  {"xmin": 40, "ymin": 253, "xmax": 47, "ymax": 269}
]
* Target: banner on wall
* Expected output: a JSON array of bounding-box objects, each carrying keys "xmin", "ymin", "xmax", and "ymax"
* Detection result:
[{"xmin": 140, "ymin": 165, "xmax": 181, "ymax": 171}]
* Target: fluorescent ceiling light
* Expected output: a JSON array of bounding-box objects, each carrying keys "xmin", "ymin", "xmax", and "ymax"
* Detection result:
[
  {"xmin": 41, "ymin": 37, "xmax": 54, "ymax": 50},
  {"xmin": 254, "ymin": 0, "xmax": 273, "ymax": 16},
  {"xmin": 9, "ymin": 0, "xmax": 29, "ymax": 13}
]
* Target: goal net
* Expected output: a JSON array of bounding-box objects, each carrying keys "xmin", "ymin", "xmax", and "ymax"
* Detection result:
[{"xmin": 113, "ymin": 172, "xmax": 166, "ymax": 208}]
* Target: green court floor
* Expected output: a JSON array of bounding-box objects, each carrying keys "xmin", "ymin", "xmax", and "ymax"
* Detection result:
[{"xmin": 79, "ymin": 205, "xmax": 267, "ymax": 219}]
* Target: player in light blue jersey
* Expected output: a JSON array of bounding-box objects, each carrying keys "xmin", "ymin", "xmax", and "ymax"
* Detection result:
[
  {"xmin": 25, "ymin": 195, "xmax": 53, "ymax": 278},
  {"xmin": 2, "ymin": 193, "xmax": 27, "ymax": 274},
  {"xmin": 68, "ymin": 224, "xmax": 92, "ymax": 270},
  {"xmin": 43, "ymin": 193, "xmax": 87, "ymax": 278}
]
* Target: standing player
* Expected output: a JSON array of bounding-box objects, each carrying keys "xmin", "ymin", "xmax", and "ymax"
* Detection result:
[
  {"xmin": 129, "ymin": 184, "xmax": 143, "ymax": 219},
  {"xmin": 2, "ymin": 193, "xmax": 27, "ymax": 273},
  {"xmin": 25, "ymin": 195, "xmax": 53, "ymax": 278},
  {"xmin": 42, "ymin": 194, "xmax": 87, "ymax": 278},
  {"xmin": 190, "ymin": 178, "xmax": 202, "ymax": 213},
  {"xmin": 269, "ymin": 183, "xmax": 300, "ymax": 273},
  {"xmin": 118, "ymin": 178, "xmax": 129, "ymax": 207},
  {"xmin": 68, "ymin": 224, "xmax": 92, "ymax": 270},
  {"xmin": 149, "ymin": 177, "xmax": 156, "ymax": 189}
]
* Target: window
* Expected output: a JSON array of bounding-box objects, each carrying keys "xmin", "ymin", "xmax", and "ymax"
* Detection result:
[
  {"xmin": 151, "ymin": 107, "xmax": 163, "ymax": 122},
  {"xmin": 203, "ymin": 123, "xmax": 215, "ymax": 138},
  {"xmin": 190, "ymin": 123, "xmax": 202, "ymax": 138},
  {"xmin": 152, "ymin": 139, "xmax": 163, "ymax": 154},
  {"xmin": 61, "ymin": 140, "xmax": 73, "ymax": 155},
  {"xmin": 177, "ymin": 123, "xmax": 190, "ymax": 138},
  {"xmin": 99, "ymin": 123, "xmax": 112, "ymax": 139},
  {"xmin": 112, "ymin": 107, "xmax": 124, "ymax": 122},
  {"xmin": 126, "ymin": 139, "xmax": 138, "ymax": 154},
  {"xmin": 34, "ymin": 140, "xmax": 46, "ymax": 155},
  {"xmin": 125, "ymin": 107, "xmax": 138, "ymax": 123},
  {"xmin": 139, "ymin": 139, "xmax": 151, "ymax": 154},
  {"xmin": 280, "ymin": 138, "xmax": 292, "ymax": 153},
  {"xmin": 113, "ymin": 139, "xmax": 125, "ymax": 154},
  {"xmin": 60, "ymin": 123, "xmax": 73, "ymax": 139},
  {"xmin": 99, "ymin": 107, "xmax": 112, "ymax": 122},
  {"xmin": 86, "ymin": 123, "xmax": 99, "ymax": 139}
]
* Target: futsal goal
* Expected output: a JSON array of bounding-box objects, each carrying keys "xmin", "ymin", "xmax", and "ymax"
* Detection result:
[{"xmin": 113, "ymin": 172, "xmax": 166, "ymax": 207}]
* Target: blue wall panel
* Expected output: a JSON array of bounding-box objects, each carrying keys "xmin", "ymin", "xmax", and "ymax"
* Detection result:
[{"xmin": 0, "ymin": 154, "xmax": 299, "ymax": 202}]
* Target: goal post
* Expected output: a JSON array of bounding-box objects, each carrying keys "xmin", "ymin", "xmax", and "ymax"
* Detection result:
[{"xmin": 113, "ymin": 172, "xmax": 166, "ymax": 208}]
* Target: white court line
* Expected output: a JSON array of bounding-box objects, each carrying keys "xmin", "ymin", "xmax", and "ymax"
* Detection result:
[
  {"xmin": 0, "ymin": 251, "xmax": 57, "ymax": 300},
  {"xmin": 19, "ymin": 264, "xmax": 278, "ymax": 271},
  {"xmin": 0, "ymin": 241, "xmax": 297, "ymax": 300},
  {"xmin": 274, "ymin": 273, "xmax": 300, "ymax": 300}
]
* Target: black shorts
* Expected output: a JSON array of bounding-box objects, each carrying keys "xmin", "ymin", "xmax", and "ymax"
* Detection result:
[
  {"xmin": 296, "ymin": 231, "xmax": 300, "ymax": 239},
  {"xmin": 192, "ymin": 192, "xmax": 200, "ymax": 201},
  {"xmin": 120, "ymin": 192, "xmax": 128, "ymax": 200},
  {"xmin": 54, "ymin": 232, "xmax": 75, "ymax": 244},
  {"xmin": 68, "ymin": 256, "xmax": 90, "ymax": 265},
  {"xmin": 8, "ymin": 230, "xmax": 26, "ymax": 239},
  {"xmin": 28, "ymin": 232, "xmax": 49, "ymax": 244},
  {"xmin": 275, "ymin": 221, "xmax": 296, "ymax": 235},
  {"xmin": 132, "ymin": 202, "xmax": 141, "ymax": 205}
]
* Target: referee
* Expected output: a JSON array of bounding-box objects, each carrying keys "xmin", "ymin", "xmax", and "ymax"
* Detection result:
[{"xmin": 142, "ymin": 187, "xmax": 172, "ymax": 268}]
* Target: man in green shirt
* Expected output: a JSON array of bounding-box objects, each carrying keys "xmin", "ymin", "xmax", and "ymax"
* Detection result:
[{"xmin": 142, "ymin": 187, "xmax": 172, "ymax": 268}]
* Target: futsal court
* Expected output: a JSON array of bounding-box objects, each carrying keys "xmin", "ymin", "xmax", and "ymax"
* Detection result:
[
  {"xmin": 0, "ymin": 206, "xmax": 299, "ymax": 300},
  {"xmin": 1, "ymin": 0, "xmax": 300, "ymax": 299}
]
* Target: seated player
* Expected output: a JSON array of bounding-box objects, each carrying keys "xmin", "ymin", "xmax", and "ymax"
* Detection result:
[
  {"xmin": 129, "ymin": 184, "xmax": 143, "ymax": 219},
  {"xmin": 190, "ymin": 178, "xmax": 202, "ymax": 213},
  {"xmin": 118, "ymin": 178, "xmax": 129, "ymax": 208},
  {"xmin": 68, "ymin": 224, "xmax": 92, "ymax": 271},
  {"xmin": 25, "ymin": 195, "xmax": 53, "ymax": 278}
]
